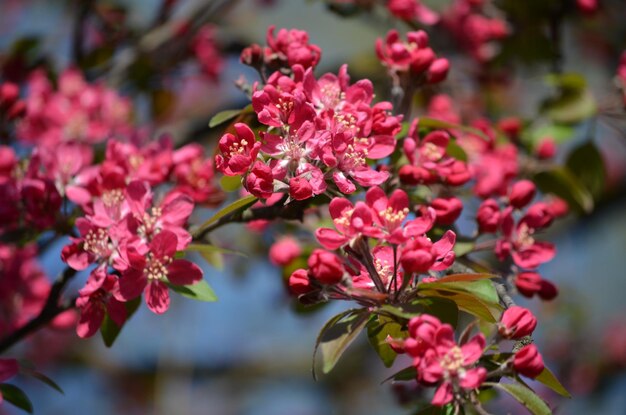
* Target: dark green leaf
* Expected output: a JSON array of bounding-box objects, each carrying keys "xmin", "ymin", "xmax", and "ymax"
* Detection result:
[
  {"xmin": 0, "ymin": 384, "xmax": 33, "ymax": 413},
  {"xmin": 418, "ymin": 280, "xmax": 501, "ymax": 322},
  {"xmin": 185, "ymin": 243, "xmax": 247, "ymax": 271},
  {"xmin": 535, "ymin": 367, "xmax": 571, "ymax": 398},
  {"xmin": 534, "ymin": 168, "xmax": 594, "ymax": 214},
  {"xmin": 193, "ymin": 195, "xmax": 257, "ymax": 237},
  {"xmin": 313, "ymin": 309, "xmax": 369, "ymax": 376},
  {"xmin": 565, "ymin": 141, "xmax": 605, "ymax": 199},
  {"xmin": 446, "ymin": 140, "xmax": 468, "ymax": 162},
  {"xmin": 24, "ymin": 370, "xmax": 64, "ymax": 394},
  {"xmin": 541, "ymin": 73, "xmax": 596, "ymax": 124},
  {"xmin": 100, "ymin": 297, "xmax": 141, "ymax": 348},
  {"xmin": 487, "ymin": 382, "xmax": 552, "ymax": 415},
  {"xmin": 416, "ymin": 297, "xmax": 459, "ymax": 327},
  {"xmin": 367, "ymin": 315, "xmax": 404, "ymax": 367},
  {"xmin": 169, "ymin": 280, "xmax": 218, "ymax": 302}
]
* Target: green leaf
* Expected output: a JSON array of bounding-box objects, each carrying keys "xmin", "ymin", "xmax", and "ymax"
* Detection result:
[
  {"xmin": 219, "ymin": 175, "xmax": 242, "ymax": 192},
  {"xmin": 100, "ymin": 297, "xmax": 142, "ymax": 348},
  {"xmin": 419, "ymin": 117, "xmax": 490, "ymax": 141},
  {"xmin": 0, "ymin": 384, "xmax": 33, "ymax": 413},
  {"xmin": 535, "ymin": 367, "xmax": 571, "ymax": 398},
  {"xmin": 487, "ymin": 382, "xmax": 552, "ymax": 415},
  {"xmin": 185, "ymin": 243, "xmax": 247, "ymax": 271},
  {"xmin": 418, "ymin": 280, "xmax": 501, "ymax": 322},
  {"xmin": 541, "ymin": 73, "xmax": 596, "ymax": 124},
  {"xmin": 169, "ymin": 279, "xmax": 218, "ymax": 302},
  {"xmin": 417, "ymin": 297, "xmax": 459, "ymax": 327},
  {"xmin": 446, "ymin": 140, "xmax": 468, "ymax": 162},
  {"xmin": 413, "ymin": 405, "xmax": 455, "ymax": 415},
  {"xmin": 437, "ymin": 273, "xmax": 497, "ymax": 283},
  {"xmin": 367, "ymin": 315, "xmax": 404, "ymax": 367},
  {"xmin": 525, "ymin": 123, "xmax": 575, "ymax": 146},
  {"xmin": 453, "ymin": 239, "xmax": 474, "ymax": 257},
  {"xmin": 23, "ymin": 370, "xmax": 64, "ymax": 394},
  {"xmin": 381, "ymin": 365, "xmax": 417, "ymax": 384},
  {"xmin": 313, "ymin": 309, "xmax": 369, "ymax": 376},
  {"xmin": 565, "ymin": 141, "xmax": 605, "ymax": 199},
  {"xmin": 209, "ymin": 109, "xmax": 243, "ymax": 128},
  {"xmin": 534, "ymin": 168, "xmax": 594, "ymax": 214},
  {"xmin": 193, "ymin": 195, "xmax": 258, "ymax": 237}
]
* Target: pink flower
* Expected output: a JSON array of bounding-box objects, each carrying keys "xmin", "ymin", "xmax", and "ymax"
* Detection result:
[
  {"xmin": 315, "ymin": 198, "xmax": 384, "ymax": 250},
  {"xmin": 172, "ymin": 144, "xmax": 224, "ymax": 206},
  {"xmin": 400, "ymin": 230, "xmax": 456, "ymax": 274},
  {"xmin": 75, "ymin": 268, "xmax": 127, "ymax": 338},
  {"xmin": 288, "ymin": 269, "xmax": 312, "ymax": 295},
  {"xmin": 245, "ymin": 161, "xmax": 275, "ymax": 199},
  {"xmin": 509, "ymin": 180, "xmax": 536, "ymax": 209},
  {"xmin": 514, "ymin": 272, "xmax": 542, "ymax": 298},
  {"xmin": 376, "ymin": 30, "xmax": 435, "ymax": 73},
  {"xmin": 269, "ymin": 237, "xmax": 302, "ymax": 266},
  {"xmin": 476, "ymin": 199, "xmax": 501, "ymax": 233},
  {"xmin": 496, "ymin": 208, "xmax": 555, "ymax": 269},
  {"xmin": 387, "ymin": 0, "xmax": 439, "ymax": 25},
  {"xmin": 265, "ymin": 26, "xmax": 321, "ymax": 69},
  {"xmin": 536, "ymin": 137, "xmax": 556, "ymax": 159},
  {"xmin": 431, "ymin": 197, "xmax": 463, "ymax": 225},
  {"xmin": 365, "ymin": 186, "xmax": 410, "ymax": 241},
  {"xmin": 215, "ymin": 123, "xmax": 261, "ymax": 176},
  {"xmin": 499, "ymin": 306, "xmax": 537, "ymax": 339},
  {"xmin": 308, "ymin": 249, "xmax": 344, "ymax": 285},
  {"xmin": 192, "ymin": 25, "xmax": 223, "ymax": 81},
  {"xmin": 117, "ymin": 231, "xmax": 203, "ymax": 314},
  {"xmin": 513, "ymin": 344, "xmax": 544, "ymax": 378}
]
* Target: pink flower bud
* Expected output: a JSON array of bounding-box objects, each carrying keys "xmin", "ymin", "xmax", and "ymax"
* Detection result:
[
  {"xmin": 269, "ymin": 237, "xmax": 302, "ymax": 266},
  {"xmin": 536, "ymin": 137, "xmax": 556, "ymax": 159},
  {"xmin": 288, "ymin": 269, "xmax": 312, "ymax": 295},
  {"xmin": 577, "ymin": 0, "xmax": 598, "ymax": 15},
  {"xmin": 476, "ymin": 199, "xmax": 501, "ymax": 233},
  {"xmin": 431, "ymin": 197, "xmax": 463, "ymax": 225},
  {"xmin": 410, "ymin": 48, "xmax": 435, "ymax": 73},
  {"xmin": 547, "ymin": 197, "xmax": 569, "ymax": 218},
  {"xmin": 427, "ymin": 58, "xmax": 449, "ymax": 84},
  {"xmin": 289, "ymin": 176, "xmax": 313, "ymax": 201},
  {"xmin": 514, "ymin": 344, "xmax": 544, "ymax": 378},
  {"xmin": 6, "ymin": 100, "xmax": 26, "ymax": 121},
  {"xmin": 499, "ymin": 306, "xmax": 537, "ymax": 339},
  {"xmin": 522, "ymin": 202, "xmax": 554, "ymax": 229},
  {"xmin": 0, "ymin": 83, "xmax": 19, "ymax": 110},
  {"xmin": 514, "ymin": 272, "xmax": 542, "ymax": 298},
  {"xmin": 509, "ymin": 180, "xmax": 536, "ymax": 209},
  {"xmin": 498, "ymin": 117, "xmax": 522, "ymax": 140},
  {"xmin": 538, "ymin": 279, "xmax": 558, "ymax": 301},
  {"xmin": 245, "ymin": 161, "xmax": 274, "ymax": 199},
  {"xmin": 240, "ymin": 43, "xmax": 264, "ymax": 67},
  {"xmin": 307, "ymin": 249, "xmax": 344, "ymax": 285},
  {"xmin": 400, "ymin": 239, "xmax": 434, "ymax": 274}
]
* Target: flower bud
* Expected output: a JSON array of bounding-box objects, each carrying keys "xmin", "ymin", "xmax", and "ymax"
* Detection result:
[
  {"xmin": 0, "ymin": 83, "xmax": 19, "ymax": 110},
  {"xmin": 536, "ymin": 137, "xmax": 556, "ymax": 159},
  {"xmin": 6, "ymin": 100, "xmax": 26, "ymax": 121},
  {"xmin": 245, "ymin": 161, "xmax": 274, "ymax": 199},
  {"xmin": 269, "ymin": 237, "xmax": 302, "ymax": 266},
  {"xmin": 431, "ymin": 196, "xmax": 463, "ymax": 225},
  {"xmin": 522, "ymin": 202, "xmax": 554, "ymax": 229},
  {"xmin": 289, "ymin": 176, "xmax": 313, "ymax": 201},
  {"xmin": 547, "ymin": 197, "xmax": 569, "ymax": 218},
  {"xmin": 498, "ymin": 117, "xmax": 522, "ymax": 140},
  {"xmin": 499, "ymin": 306, "xmax": 537, "ymax": 339},
  {"xmin": 240, "ymin": 43, "xmax": 264, "ymax": 67},
  {"xmin": 288, "ymin": 269, "xmax": 312, "ymax": 295},
  {"xmin": 538, "ymin": 279, "xmax": 558, "ymax": 301},
  {"xmin": 476, "ymin": 199, "xmax": 501, "ymax": 233},
  {"xmin": 514, "ymin": 344, "xmax": 544, "ymax": 378},
  {"xmin": 427, "ymin": 58, "xmax": 449, "ymax": 84},
  {"xmin": 509, "ymin": 180, "xmax": 536, "ymax": 209},
  {"xmin": 307, "ymin": 249, "xmax": 344, "ymax": 285},
  {"xmin": 410, "ymin": 48, "xmax": 435, "ymax": 73},
  {"xmin": 400, "ymin": 239, "xmax": 434, "ymax": 274},
  {"xmin": 514, "ymin": 272, "xmax": 542, "ymax": 298}
]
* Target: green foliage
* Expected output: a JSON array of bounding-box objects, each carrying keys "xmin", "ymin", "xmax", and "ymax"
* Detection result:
[
  {"xmin": 313, "ymin": 308, "xmax": 370, "ymax": 377},
  {"xmin": 534, "ymin": 168, "xmax": 594, "ymax": 214},
  {"xmin": 367, "ymin": 315, "xmax": 404, "ymax": 367},
  {"xmin": 185, "ymin": 243, "xmax": 247, "ymax": 271},
  {"xmin": 100, "ymin": 297, "xmax": 142, "ymax": 348},
  {"xmin": 535, "ymin": 367, "xmax": 572, "ymax": 398},
  {"xmin": 208, "ymin": 104, "xmax": 253, "ymax": 128},
  {"xmin": 0, "ymin": 384, "xmax": 34, "ymax": 413},
  {"xmin": 169, "ymin": 280, "xmax": 218, "ymax": 302},
  {"xmin": 566, "ymin": 141, "xmax": 606, "ymax": 199},
  {"xmin": 541, "ymin": 73, "xmax": 597, "ymax": 124},
  {"xmin": 193, "ymin": 195, "xmax": 258, "ymax": 237},
  {"xmin": 487, "ymin": 381, "xmax": 552, "ymax": 415}
]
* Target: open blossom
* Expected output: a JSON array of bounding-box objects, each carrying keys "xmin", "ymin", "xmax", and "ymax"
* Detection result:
[
  {"xmin": 117, "ymin": 231, "xmax": 203, "ymax": 314},
  {"xmin": 315, "ymin": 197, "xmax": 384, "ymax": 250},
  {"xmin": 495, "ymin": 207, "xmax": 556, "ymax": 269},
  {"xmin": 215, "ymin": 123, "xmax": 261, "ymax": 176},
  {"xmin": 365, "ymin": 186, "xmax": 410, "ymax": 241},
  {"xmin": 171, "ymin": 144, "xmax": 224, "ymax": 206},
  {"xmin": 75, "ymin": 269, "xmax": 127, "ymax": 338},
  {"xmin": 402, "ymin": 315, "xmax": 487, "ymax": 406}
]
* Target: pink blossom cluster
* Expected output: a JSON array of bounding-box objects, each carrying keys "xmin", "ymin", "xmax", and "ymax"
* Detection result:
[
  {"xmin": 192, "ymin": 25, "xmax": 224, "ymax": 81},
  {"xmin": 441, "ymin": 0, "xmax": 509, "ymax": 62},
  {"xmin": 288, "ymin": 186, "xmax": 455, "ymax": 295},
  {"xmin": 15, "ymin": 69, "xmax": 133, "ymax": 147},
  {"xmin": 217, "ymin": 56, "xmax": 402, "ymax": 199},
  {"xmin": 386, "ymin": 0, "xmax": 439, "ymax": 25},
  {"xmin": 376, "ymin": 30, "xmax": 450, "ymax": 84}
]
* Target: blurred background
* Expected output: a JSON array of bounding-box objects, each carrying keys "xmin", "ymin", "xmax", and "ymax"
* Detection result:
[{"xmin": 1, "ymin": 0, "xmax": 626, "ymax": 414}]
